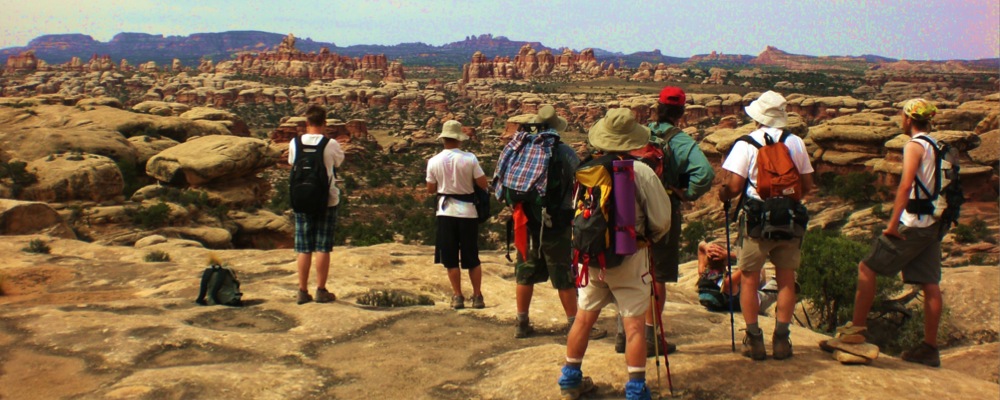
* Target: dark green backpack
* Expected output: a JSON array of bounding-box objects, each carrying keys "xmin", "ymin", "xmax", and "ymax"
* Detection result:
[{"xmin": 196, "ymin": 264, "xmax": 243, "ymax": 306}]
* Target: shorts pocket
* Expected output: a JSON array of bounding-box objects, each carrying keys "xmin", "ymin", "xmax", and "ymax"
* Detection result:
[{"xmin": 868, "ymin": 235, "xmax": 902, "ymax": 272}]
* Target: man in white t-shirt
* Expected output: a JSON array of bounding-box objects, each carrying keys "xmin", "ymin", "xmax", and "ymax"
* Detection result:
[
  {"xmin": 426, "ymin": 120, "xmax": 489, "ymax": 310},
  {"xmin": 288, "ymin": 105, "xmax": 345, "ymax": 305},
  {"xmin": 718, "ymin": 91, "xmax": 814, "ymax": 361},
  {"xmin": 834, "ymin": 98, "xmax": 945, "ymax": 367}
]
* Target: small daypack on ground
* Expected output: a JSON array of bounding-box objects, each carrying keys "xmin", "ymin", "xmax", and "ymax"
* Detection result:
[
  {"xmin": 907, "ymin": 136, "xmax": 964, "ymax": 239},
  {"xmin": 196, "ymin": 264, "xmax": 243, "ymax": 306},
  {"xmin": 572, "ymin": 154, "xmax": 639, "ymax": 287},
  {"xmin": 289, "ymin": 135, "xmax": 332, "ymax": 215},
  {"xmin": 697, "ymin": 271, "xmax": 740, "ymax": 312},
  {"xmin": 737, "ymin": 131, "xmax": 809, "ymax": 240}
]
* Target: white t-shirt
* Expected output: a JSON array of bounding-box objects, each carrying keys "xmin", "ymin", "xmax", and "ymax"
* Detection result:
[
  {"xmin": 722, "ymin": 127, "xmax": 815, "ymax": 201},
  {"xmin": 426, "ymin": 149, "xmax": 486, "ymax": 218},
  {"xmin": 288, "ymin": 133, "xmax": 345, "ymax": 207},
  {"xmin": 901, "ymin": 132, "xmax": 937, "ymax": 228}
]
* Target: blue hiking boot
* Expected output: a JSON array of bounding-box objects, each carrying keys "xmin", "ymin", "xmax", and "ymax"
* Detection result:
[
  {"xmin": 558, "ymin": 366, "xmax": 595, "ymax": 399},
  {"xmin": 625, "ymin": 379, "xmax": 651, "ymax": 400}
]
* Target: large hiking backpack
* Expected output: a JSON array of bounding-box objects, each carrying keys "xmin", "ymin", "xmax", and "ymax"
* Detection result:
[
  {"xmin": 908, "ymin": 136, "xmax": 964, "ymax": 239},
  {"xmin": 571, "ymin": 154, "xmax": 638, "ymax": 287},
  {"xmin": 289, "ymin": 135, "xmax": 332, "ymax": 215},
  {"xmin": 630, "ymin": 125, "xmax": 682, "ymax": 180},
  {"xmin": 196, "ymin": 264, "xmax": 243, "ymax": 306},
  {"xmin": 737, "ymin": 131, "xmax": 809, "ymax": 240}
]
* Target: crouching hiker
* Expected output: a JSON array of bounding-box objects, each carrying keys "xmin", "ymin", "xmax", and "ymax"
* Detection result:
[
  {"xmin": 289, "ymin": 105, "xmax": 344, "ymax": 304},
  {"xmin": 427, "ymin": 120, "xmax": 489, "ymax": 310},
  {"xmin": 558, "ymin": 108, "xmax": 671, "ymax": 400},
  {"xmin": 718, "ymin": 91, "xmax": 814, "ymax": 360},
  {"xmin": 829, "ymin": 99, "xmax": 952, "ymax": 367}
]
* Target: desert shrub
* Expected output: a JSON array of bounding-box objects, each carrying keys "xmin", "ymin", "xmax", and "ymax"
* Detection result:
[
  {"xmin": 0, "ymin": 160, "xmax": 38, "ymax": 197},
  {"xmin": 821, "ymin": 172, "xmax": 877, "ymax": 203},
  {"xmin": 953, "ymin": 220, "xmax": 991, "ymax": 244},
  {"xmin": 356, "ymin": 289, "xmax": 434, "ymax": 307},
  {"xmin": 115, "ymin": 159, "xmax": 143, "ymax": 198},
  {"xmin": 870, "ymin": 203, "xmax": 889, "ymax": 219},
  {"xmin": 868, "ymin": 305, "xmax": 952, "ymax": 356},
  {"xmin": 22, "ymin": 239, "xmax": 51, "ymax": 254},
  {"xmin": 127, "ymin": 202, "xmax": 171, "ymax": 229},
  {"xmin": 144, "ymin": 250, "xmax": 171, "ymax": 262},
  {"xmin": 268, "ymin": 176, "xmax": 291, "ymax": 213},
  {"xmin": 798, "ymin": 229, "xmax": 902, "ymax": 332}
]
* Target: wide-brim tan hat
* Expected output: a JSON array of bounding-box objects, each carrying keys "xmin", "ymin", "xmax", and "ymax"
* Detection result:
[
  {"xmin": 536, "ymin": 104, "xmax": 568, "ymax": 132},
  {"xmin": 745, "ymin": 90, "xmax": 788, "ymax": 128},
  {"xmin": 588, "ymin": 108, "xmax": 650, "ymax": 152},
  {"xmin": 437, "ymin": 120, "xmax": 467, "ymax": 141}
]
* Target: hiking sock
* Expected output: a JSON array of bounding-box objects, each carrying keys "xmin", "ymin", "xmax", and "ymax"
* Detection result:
[
  {"xmin": 775, "ymin": 322, "xmax": 790, "ymax": 337},
  {"xmin": 627, "ymin": 366, "xmax": 646, "ymax": 381},
  {"xmin": 565, "ymin": 358, "xmax": 583, "ymax": 369},
  {"xmin": 517, "ymin": 313, "xmax": 529, "ymax": 323},
  {"xmin": 747, "ymin": 322, "xmax": 762, "ymax": 336}
]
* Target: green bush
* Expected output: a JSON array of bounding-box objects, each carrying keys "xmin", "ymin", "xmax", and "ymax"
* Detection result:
[
  {"xmin": 116, "ymin": 159, "xmax": 143, "ymax": 198},
  {"xmin": 798, "ymin": 229, "xmax": 902, "ymax": 332},
  {"xmin": 820, "ymin": 171, "xmax": 877, "ymax": 203},
  {"xmin": 356, "ymin": 289, "xmax": 435, "ymax": 307},
  {"xmin": 953, "ymin": 220, "xmax": 991, "ymax": 244},
  {"xmin": 0, "ymin": 161, "xmax": 38, "ymax": 197},
  {"xmin": 144, "ymin": 250, "xmax": 171, "ymax": 262},
  {"xmin": 22, "ymin": 239, "xmax": 51, "ymax": 254},
  {"xmin": 681, "ymin": 220, "xmax": 714, "ymax": 260},
  {"xmin": 268, "ymin": 175, "xmax": 291, "ymax": 213},
  {"xmin": 127, "ymin": 202, "xmax": 171, "ymax": 229},
  {"xmin": 871, "ymin": 203, "xmax": 889, "ymax": 219}
]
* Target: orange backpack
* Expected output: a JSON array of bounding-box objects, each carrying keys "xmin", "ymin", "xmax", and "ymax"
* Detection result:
[{"xmin": 739, "ymin": 131, "xmax": 802, "ymax": 201}]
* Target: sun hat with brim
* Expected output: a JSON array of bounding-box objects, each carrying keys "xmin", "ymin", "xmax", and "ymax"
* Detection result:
[
  {"xmin": 902, "ymin": 98, "xmax": 937, "ymax": 121},
  {"xmin": 536, "ymin": 104, "xmax": 568, "ymax": 132},
  {"xmin": 745, "ymin": 90, "xmax": 788, "ymax": 128},
  {"xmin": 438, "ymin": 120, "xmax": 466, "ymax": 141},
  {"xmin": 588, "ymin": 108, "xmax": 650, "ymax": 152}
]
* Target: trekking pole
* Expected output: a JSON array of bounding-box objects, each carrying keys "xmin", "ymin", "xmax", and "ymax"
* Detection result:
[
  {"xmin": 723, "ymin": 200, "xmax": 736, "ymax": 352},
  {"xmin": 648, "ymin": 251, "xmax": 674, "ymax": 397},
  {"xmin": 648, "ymin": 286, "xmax": 662, "ymax": 397}
]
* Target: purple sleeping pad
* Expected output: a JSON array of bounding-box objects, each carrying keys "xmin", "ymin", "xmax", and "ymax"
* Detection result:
[{"xmin": 612, "ymin": 159, "xmax": 637, "ymax": 255}]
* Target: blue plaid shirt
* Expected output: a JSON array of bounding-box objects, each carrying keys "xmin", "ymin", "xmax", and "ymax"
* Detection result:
[{"xmin": 493, "ymin": 130, "xmax": 561, "ymax": 199}]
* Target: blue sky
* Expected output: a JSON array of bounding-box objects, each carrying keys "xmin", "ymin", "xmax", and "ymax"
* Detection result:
[{"xmin": 2, "ymin": 0, "xmax": 998, "ymax": 60}]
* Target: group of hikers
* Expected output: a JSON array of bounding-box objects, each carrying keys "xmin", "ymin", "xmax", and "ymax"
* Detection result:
[{"xmin": 288, "ymin": 88, "xmax": 953, "ymax": 399}]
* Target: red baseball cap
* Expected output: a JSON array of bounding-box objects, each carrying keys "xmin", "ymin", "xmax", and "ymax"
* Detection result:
[{"xmin": 658, "ymin": 86, "xmax": 686, "ymax": 106}]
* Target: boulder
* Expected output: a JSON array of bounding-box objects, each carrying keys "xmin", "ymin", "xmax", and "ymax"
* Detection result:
[
  {"xmin": 158, "ymin": 226, "xmax": 232, "ymax": 249},
  {"xmin": 127, "ymin": 135, "xmax": 180, "ymax": 167},
  {"xmin": 0, "ymin": 199, "xmax": 75, "ymax": 238},
  {"xmin": 21, "ymin": 153, "xmax": 124, "ymax": 203},
  {"xmin": 146, "ymin": 136, "xmax": 277, "ymax": 186},
  {"xmin": 969, "ymin": 129, "xmax": 998, "ymax": 166},
  {"xmin": 179, "ymin": 107, "xmax": 250, "ymax": 136},
  {"xmin": 134, "ymin": 234, "xmax": 168, "ymax": 248},
  {"xmin": 199, "ymin": 176, "xmax": 271, "ymax": 208},
  {"xmin": 76, "ymin": 97, "xmax": 123, "ymax": 109},
  {"xmin": 940, "ymin": 266, "xmax": 999, "ymax": 345},
  {"xmin": 230, "ymin": 210, "xmax": 294, "ymax": 249}
]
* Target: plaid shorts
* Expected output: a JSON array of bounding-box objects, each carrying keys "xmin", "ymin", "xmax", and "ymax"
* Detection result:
[{"xmin": 294, "ymin": 207, "xmax": 338, "ymax": 253}]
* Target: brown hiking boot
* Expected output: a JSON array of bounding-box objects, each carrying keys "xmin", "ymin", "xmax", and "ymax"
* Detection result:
[
  {"xmin": 515, "ymin": 318, "xmax": 533, "ymax": 339},
  {"xmin": 646, "ymin": 337, "xmax": 677, "ymax": 357},
  {"xmin": 471, "ymin": 294, "xmax": 485, "ymax": 309},
  {"xmin": 297, "ymin": 290, "xmax": 313, "ymax": 305},
  {"xmin": 559, "ymin": 376, "xmax": 595, "ymax": 400},
  {"xmin": 901, "ymin": 342, "xmax": 940, "ymax": 367},
  {"xmin": 772, "ymin": 332, "xmax": 793, "ymax": 360},
  {"xmin": 742, "ymin": 330, "xmax": 766, "ymax": 360},
  {"xmin": 451, "ymin": 295, "xmax": 465, "ymax": 310},
  {"xmin": 315, "ymin": 288, "xmax": 336, "ymax": 303},
  {"xmin": 614, "ymin": 332, "xmax": 626, "ymax": 353}
]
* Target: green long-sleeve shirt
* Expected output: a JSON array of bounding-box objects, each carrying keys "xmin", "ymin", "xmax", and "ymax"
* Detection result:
[{"xmin": 648, "ymin": 122, "xmax": 715, "ymax": 201}]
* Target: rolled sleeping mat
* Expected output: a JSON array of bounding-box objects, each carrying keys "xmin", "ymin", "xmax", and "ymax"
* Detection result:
[{"xmin": 612, "ymin": 159, "xmax": 637, "ymax": 255}]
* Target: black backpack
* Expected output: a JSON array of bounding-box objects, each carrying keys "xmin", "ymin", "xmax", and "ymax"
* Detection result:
[
  {"xmin": 290, "ymin": 135, "xmax": 332, "ymax": 215},
  {"xmin": 907, "ymin": 136, "xmax": 964, "ymax": 239},
  {"xmin": 196, "ymin": 264, "xmax": 243, "ymax": 306}
]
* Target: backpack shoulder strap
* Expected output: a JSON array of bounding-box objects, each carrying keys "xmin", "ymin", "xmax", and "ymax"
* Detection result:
[
  {"xmin": 736, "ymin": 135, "xmax": 762, "ymax": 149},
  {"xmin": 778, "ymin": 130, "xmax": 793, "ymax": 143},
  {"xmin": 912, "ymin": 135, "xmax": 943, "ymax": 196},
  {"xmin": 662, "ymin": 126, "xmax": 683, "ymax": 144},
  {"xmin": 196, "ymin": 266, "xmax": 220, "ymax": 305}
]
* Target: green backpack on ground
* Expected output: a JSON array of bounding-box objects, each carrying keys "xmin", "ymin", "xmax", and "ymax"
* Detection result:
[{"xmin": 196, "ymin": 264, "xmax": 243, "ymax": 306}]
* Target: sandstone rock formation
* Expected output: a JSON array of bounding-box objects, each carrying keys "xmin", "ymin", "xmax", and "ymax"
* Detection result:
[
  {"xmin": 146, "ymin": 135, "xmax": 277, "ymax": 186},
  {"xmin": 21, "ymin": 153, "xmax": 124, "ymax": 203},
  {"xmin": 214, "ymin": 34, "xmax": 400, "ymax": 82},
  {"xmin": 0, "ymin": 200, "xmax": 75, "ymax": 238},
  {"xmin": 461, "ymin": 45, "xmax": 607, "ymax": 83}
]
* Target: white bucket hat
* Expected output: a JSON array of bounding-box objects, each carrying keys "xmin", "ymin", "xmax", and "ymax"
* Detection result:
[
  {"xmin": 745, "ymin": 90, "xmax": 788, "ymax": 128},
  {"xmin": 437, "ymin": 120, "xmax": 467, "ymax": 141},
  {"xmin": 588, "ymin": 108, "xmax": 650, "ymax": 152}
]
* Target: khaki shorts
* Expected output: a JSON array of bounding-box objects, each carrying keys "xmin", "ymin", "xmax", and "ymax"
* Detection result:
[
  {"xmin": 577, "ymin": 248, "xmax": 651, "ymax": 318},
  {"xmin": 863, "ymin": 223, "xmax": 941, "ymax": 284},
  {"xmin": 738, "ymin": 237, "xmax": 801, "ymax": 272}
]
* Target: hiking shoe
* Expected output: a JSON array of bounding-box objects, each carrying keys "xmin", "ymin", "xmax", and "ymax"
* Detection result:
[
  {"xmin": 835, "ymin": 322, "xmax": 868, "ymax": 344},
  {"xmin": 297, "ymin": 290, "xmax": 313, "ymax": 305},
  {"xmin": 315, "ymin": 288, "xmax": 336, "ymax": 303},
  {"xmin": 614, "ymin": 332, "xmax": 626, "ymax": 354},
  {"xmin": 589, "ymin": 326, "xmax": 608, "ymax": 340},
  {"xmin": 901, "ymin": 342, "xmax": 940, "ymax": 367},
  {"xmin": 515, "ymin": 318, "xmax": 533, "ymax": 339},
  {"xmin": 624, "ymin": 379, "xmax": 652, "ymax": 400},
  {"xmin": 558, "ymin": 366, "xmax": 595, "ymax": 399},
  {"xmin": 772, "ymin": 332, "xmax": 793, "ymax": 360},
  {"xmin": 451, "ymin": 295, "xmax": 465, "ymax": 310},
  {"xmin": 646, "ymin": 337, "xmax": 677, "ymax": 357},
  {"xmin": 471, "ymin": 294, "xmax": 485, "ymax": 309},
  {"xmin": 742, "ymin": 330, "xmax": 766, "ymax": 360}
]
